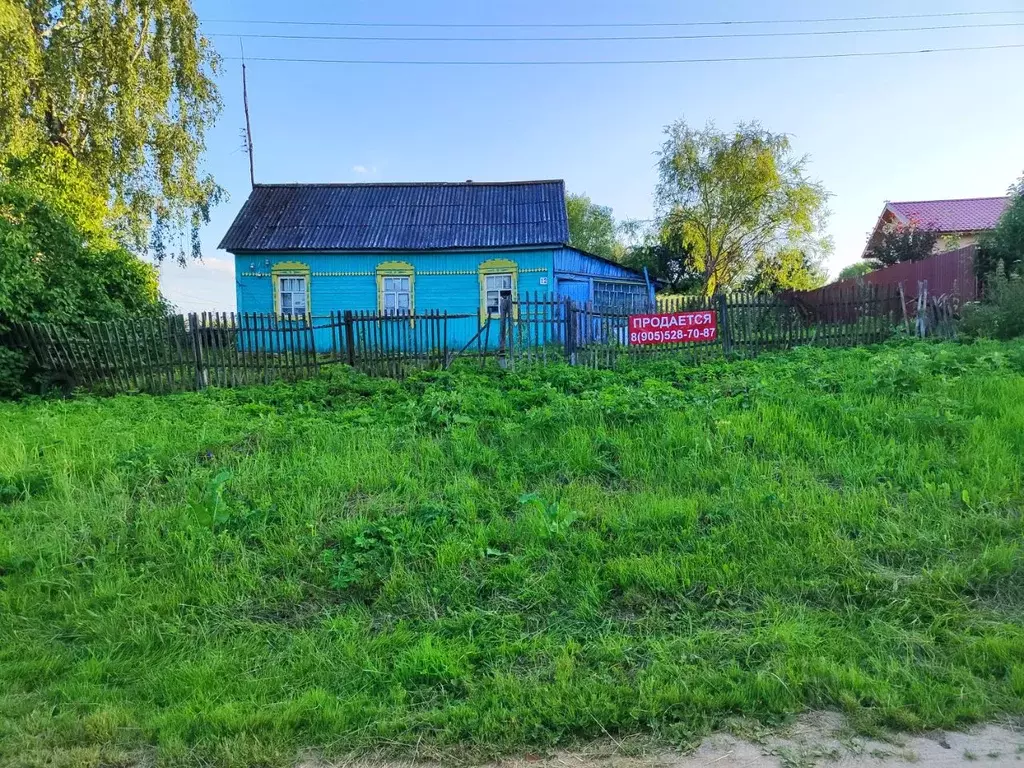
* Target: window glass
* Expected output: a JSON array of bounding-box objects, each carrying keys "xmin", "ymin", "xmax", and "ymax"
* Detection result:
[
  {"xmin": 278, "ymin": 276, "xmax": 307, "ymax": 315},
  {"xmin": 382, "ymin": 274, "xmax": 412, "ymax": 315},
  {"xmin": 485, "ymin": 273, "xmax": 514, "ymax": 315},
  {"xmin": 593, "ymin": 281, "xmax": 646, "ymax": 312}
]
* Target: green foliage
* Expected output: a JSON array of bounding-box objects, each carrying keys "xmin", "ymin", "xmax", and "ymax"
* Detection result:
[
  {"xmin": 864, "ymin": 220, "xmax": 940, "ymax": 268},
  {"xmin": 619, "ymin": 222, "xmax": 702, "ymax": 294},
  {"xmin": 837, "ymin": 261, "xmax": 874, "ymax": 281},
  {"xmin": 0, "ymin": 181, "xmax": 164, "ymax": 394},
  {"xmin": 655, "ymin": 119, "xmax": 831, "ymax": 296},
  {"xmin": 977, "ymin": 174, "xmax": 1024, "ymax": 280},
  {"xmin": 746, "ymin": 247, "xmax": 827, "ymax": 294},
  {"xmin": 1, "ymin": 146, "xmax": 116, "ymax": 249},
  {"xmin": 2, "ymin": 341, "xmax": 1024, "ymax": 765},
  {"xmin": 0, "ymin": 0, "xmax": 222, "ymax": 261},
  {"xmin": 0, "ymin": 182, "xmax": 163, "ymax": 325},
  {"xmin": 189, "ymin": 470, "xmax": 235, "ymax": 528},
  {"xmin": 565, "ymin": 192, "xmax": 623, "ymax": 261},
  {"xmin": 961, "ymin": 277, "xmax": 1024, "ymax": 340}
]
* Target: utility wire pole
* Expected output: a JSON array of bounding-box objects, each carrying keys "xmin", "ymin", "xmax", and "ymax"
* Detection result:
[{"xmin": 241, "ymin": 40, "xmax": 256, "ymax": 188}]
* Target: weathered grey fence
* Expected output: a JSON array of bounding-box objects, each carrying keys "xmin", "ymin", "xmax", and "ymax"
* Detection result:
[
  {"xmin": 498, "ymin": 284, "xmax": 900, "ymax": 371},
  {"xmin": 6, "ymin": 284, "xmax": 906, "ymax": 396},
  {"xmin": 6, "ymin": 310, "xmax": 466, "ymax": 394}
]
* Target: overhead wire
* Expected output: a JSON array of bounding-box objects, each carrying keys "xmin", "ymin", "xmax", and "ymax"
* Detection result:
[
  {"xmin": 222, "ymin": 42, "xmax": 1024, "ymax": 66},
  {"xmin": 207, "ymin": 21, "xmax": 1024, "ymax": 43},
  {"xmin": 201, "ymin": 9, "xmax": 1024, "ymax": 29}
]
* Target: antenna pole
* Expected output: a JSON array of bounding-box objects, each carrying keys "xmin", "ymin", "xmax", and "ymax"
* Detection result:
[{"xmin": 241, "ymin": 41, "xmax": 256, "ymax": 188}]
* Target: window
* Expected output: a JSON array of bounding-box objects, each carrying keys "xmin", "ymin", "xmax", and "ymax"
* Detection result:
[
  {"xmin": 376, "ymin": 262, "xmax": 415, "ymax": 318},
  {"xmin": 593, "ymin": 281, "xmax": 648, "ymax": 312},
  {"xmin": 485, "ymin": 273, "xmax": 514, "ymax": 316},
  {"xmin": 271, "ymin": 261, "xmax": 311, "ymax": 316},
  {"xmin": 278, "ymin": 276, "xmax": 308, "ymax": 316},
  {"xmin": 382, "ymin": 276, "xmax": 411, "ymax": 315},
  {"xmin": 478, "ymin": 258, "xmax": 519, "ymax": 324}
]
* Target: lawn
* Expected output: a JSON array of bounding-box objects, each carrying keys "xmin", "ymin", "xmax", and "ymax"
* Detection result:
[{"xmin": 1, "ymin": 340, "xmax": 1023, "ymax": 768}]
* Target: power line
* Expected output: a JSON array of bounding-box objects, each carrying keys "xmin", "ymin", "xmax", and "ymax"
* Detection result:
[
  {"xmin": 223, "ymin": 42, "xmax": 1024, "ymax": 66},
  {"xmin": 208, "ymin": 21, "xmax": 1024, "ymax": 43},
  {"xmin": 202, "ymin": 9, "xmax": 1024, "ymax": 29}
]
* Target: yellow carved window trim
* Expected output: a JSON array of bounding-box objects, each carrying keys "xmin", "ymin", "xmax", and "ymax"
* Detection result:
[
  {"xmin": 271, "ymin": 261, "xmax": 311, "ymax": 317},
  {"xmin": 478, "ymin": 258, "xmax": 519, "ymax": 325},
  {"xmin": 376, "ymin": 261, "xmax": 415, "ymax": 323}
]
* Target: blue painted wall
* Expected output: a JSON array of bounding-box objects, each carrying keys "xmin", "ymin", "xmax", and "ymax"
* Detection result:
[
  {"xmin": 232, "ymin": 246, "xmax": 649, "ymax": 352},
  {"xmin": 235, "ymin": 248, "xmax": 556, "ymax": 349},
  {"xmin": 554, "ymin": 247, "xmax": 645, "ymax": 282},
  {"xmin": 553, "ymin": 247, "xmax": 653, "ymax": 309}
]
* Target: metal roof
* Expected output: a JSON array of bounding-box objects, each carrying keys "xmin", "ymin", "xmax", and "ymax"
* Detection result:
[
  {"xmin": 887, "ymin": 197, "xmax": 1010, "ymax": 233},
  {"xmin": 219, "ymin": 180, "xmax": 570, "ymax": 252}
]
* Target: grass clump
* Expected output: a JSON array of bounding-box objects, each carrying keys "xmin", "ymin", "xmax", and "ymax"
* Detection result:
[{"xmin": 1, "ymin": 340, "xmax": 1024, "ymax": 767}]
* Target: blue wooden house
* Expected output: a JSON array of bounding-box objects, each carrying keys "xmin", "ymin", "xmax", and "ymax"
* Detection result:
[{"xmin": 219, "ymin": 180, "xmax": 651, "ymax": 348}]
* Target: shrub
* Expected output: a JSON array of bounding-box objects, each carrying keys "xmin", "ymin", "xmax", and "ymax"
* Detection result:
[
  {"xmin": 960, "ymin": 277, "xmax": 1024, "ymax": 340},
  {"xmin": 0, "ymin": 182, "xmax": 164, "ymax": 396}
]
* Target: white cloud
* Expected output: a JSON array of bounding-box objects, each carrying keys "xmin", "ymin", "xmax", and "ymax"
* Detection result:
[
  {"xmin": 157, "ymin": 256, "xmax": 236, "ymax": 313},
  {"xmin": 352, "ymin": 164, "xmax": 376, "ymax": 175},
  {"xmin": 196, "ymin": 256, "xmax": 234, "ymax": 274}
]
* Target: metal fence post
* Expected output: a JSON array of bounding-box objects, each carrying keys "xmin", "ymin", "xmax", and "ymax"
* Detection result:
[{"xmin": 716, "ymin": 293, "xmax": 733, "ymax": 358}]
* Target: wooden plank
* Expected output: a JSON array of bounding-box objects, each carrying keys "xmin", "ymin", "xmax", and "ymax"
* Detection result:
[
  {"xmin": 136, "ymin": 318, "xmax": 154, "ymax": 392},
  {"xmin": 110, "ymin": 319, "xmax": 134, "ymax": 391},
  {"xmin": 148, "ymin": 316, "xmax": 164, "ymax": 391},
  {"xmin": 224, "ymin": 313, "xmax": 235, "ymax": 386},
  {"xmin": 131, "ymin": 317, "xmax": 148, "ymax": 390},
  {"xmin": 88, "ymin": 322, "xmax": 109, "ymax": 390},
  {"xmin": 158, "ymin": 316, "xmax": 172, "ymax": 390},
  {"xmin": 145, "ymin": 317, "xmax": 163, "ymax": 392},
  {"xmin": 356, "ymin": 312, "xmax": 367, "ymax": 374},
  {"xmin": 157, "ymin": 315, "xmax": 172, "ymax": 389},
  {"xmin": 235, "ymin": 313, "xmax": 248, "ymax": 386},
  {"xmin": 55, "ymin": 324, "xmax": 85, "ymax": 388},
  {"xmin": 131, "ymin": 318, "xmax": 149, "ymax": 392},
  {"xmin": 256, "ymin": 314, "xmax": 268, "ymax": 384},
  {"xmin": 167, "ymin": 316, "xmax": 183, "ymax": 390},
  {"xmin": 70, "ymin": 324, "xmax": 95, "ymax": 390},
  {"xmin": 211, "ymin": 313, "xmax": 224, "ymax": 387},
  {"xmin": 253, "ymin": 313, "xmax": 265, "ymax": 384},
  {"xmin": 95, "ymin": 321, "xmax": 120, "ymax": 392}
]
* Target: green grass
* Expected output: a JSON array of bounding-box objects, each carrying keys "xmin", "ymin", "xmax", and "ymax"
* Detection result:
[{"xmin": 2, "ymin": 340, "xmax": 1024, "ymax": 767}]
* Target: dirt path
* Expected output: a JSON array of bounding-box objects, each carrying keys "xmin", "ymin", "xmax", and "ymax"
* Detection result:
[{"xmin": 326, "ymin": 713, "xmax": 1023, "ymax": 768}]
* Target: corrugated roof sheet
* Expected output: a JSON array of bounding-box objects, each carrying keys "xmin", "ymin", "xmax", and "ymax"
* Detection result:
[
  {"xmin": 219, "ymin": 180, "xmax": 570, "ymax": 252},
  {"xmin": 888, "ymin": 197, "xmax": 1010, "ymax": 233}
]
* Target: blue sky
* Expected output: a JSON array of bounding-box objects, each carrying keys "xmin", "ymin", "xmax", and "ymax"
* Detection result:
[{"xmin": 157, "ymin": 0, "xmax": 1024, "ymax": 312}]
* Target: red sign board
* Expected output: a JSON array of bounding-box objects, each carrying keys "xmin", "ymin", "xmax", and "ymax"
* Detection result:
[{"xmin": 628, "ymin": 310, "xmax": 718, "ymax": 346}]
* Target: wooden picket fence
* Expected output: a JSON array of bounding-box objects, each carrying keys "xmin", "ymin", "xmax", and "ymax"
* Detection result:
[
  {"xmin": 5, "ymin": 310, "xmax": 464, "ymax": 394},
  {"xmin": 499, "ymin": 284, "xmax": 901, "ymax": 370},
  {"xmin": 5, "ymin": 284, "xmax": 907, "ymax": 396}
]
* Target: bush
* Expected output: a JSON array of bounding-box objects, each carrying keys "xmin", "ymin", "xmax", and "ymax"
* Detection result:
[
  {"xmin": 960, "ymin": 277, "xmax": 1024, "ymax": 340},
  {"xmin": 976, "ymin": 173, "xmax": 1024, "ymax": 281},
  {"xmin": 0, "ymin": 182, "xmax": 165, "ymax": 396}
]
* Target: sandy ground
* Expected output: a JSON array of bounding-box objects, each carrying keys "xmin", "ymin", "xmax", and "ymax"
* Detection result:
[{"xmin": 320, "ymin": 712, "xmax": 1024, "ymax": 768}]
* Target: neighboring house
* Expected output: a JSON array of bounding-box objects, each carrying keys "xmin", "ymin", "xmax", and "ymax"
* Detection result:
[
  {"xmin": 862, "ymin": 196, "xmax": 1010, "ymax": 258},
  {"xmin": 219, "ymin": 180, "xmax": 650, "ymax": 347}
]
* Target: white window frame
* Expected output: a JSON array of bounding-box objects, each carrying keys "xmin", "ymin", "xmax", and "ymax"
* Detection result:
[
  {"xmin": 485, "ymin": 273, "xmax": 514, "ymax": 317},
  {"xmin": 277, "ymin": 275, "xmax": 308, "ymax": 316},
  {"xmin": 381, "ymin": 275, "xmax": 412, "ymax": 316}
]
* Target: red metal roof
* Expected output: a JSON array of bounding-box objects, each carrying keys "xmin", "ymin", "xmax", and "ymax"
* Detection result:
[{"xmin": 887, "ymin": 197, "xmax": 1010, "ymax": 233}]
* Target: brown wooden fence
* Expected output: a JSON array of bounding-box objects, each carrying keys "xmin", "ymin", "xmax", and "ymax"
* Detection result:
[
  {"xmin": 5, "ymin": 311, "xmax": 466, "ymax": 394},
  {"xmin": 5, "ymin": 284, "xmax": 904, "ymax": 396}
]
